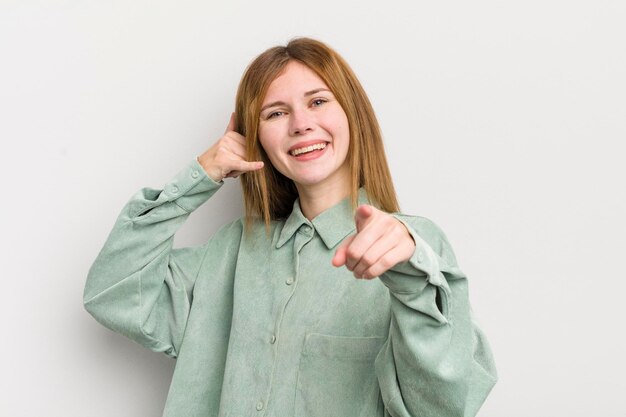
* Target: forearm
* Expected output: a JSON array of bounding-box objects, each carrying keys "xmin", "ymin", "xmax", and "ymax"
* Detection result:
[
  {"xmin": 83, "ymin": 159, "xmax": 222, "ymax": 356},
  {"xmin": 375, "ymin": 216, "xmax": 497, "ymax": 416}
]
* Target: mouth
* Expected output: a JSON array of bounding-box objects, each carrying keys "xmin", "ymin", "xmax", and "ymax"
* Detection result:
[{"xmin": 288, "ymin": 141, "xmax": 329, "ymax": 157}]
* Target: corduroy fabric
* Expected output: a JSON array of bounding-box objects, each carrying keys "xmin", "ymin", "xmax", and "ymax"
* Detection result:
[{"xmin": 84, "ymin": 159, "xmax": 497, "ymax": 417}]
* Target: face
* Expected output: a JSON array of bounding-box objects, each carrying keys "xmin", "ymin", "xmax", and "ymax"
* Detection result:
[{"xmin": 258, "ymin": 61, "xmax": 351, "ymax": 193}]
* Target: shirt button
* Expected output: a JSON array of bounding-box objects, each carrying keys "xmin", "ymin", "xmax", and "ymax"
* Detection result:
[
  {"xmin": 302, "ymin": 225, "xmax": 312, "ymax": 234},
  {"xmin": 270, "ymin": 334, "xmax": 276, "ymax": 344},
  {"xmin": 191, "ymin": 170, "xmax": 199, "ymax": 179},
  {"xmin": 416, "ymin": 250, "xmax": 424, "ymax": 263},
  {"xmin": 171, "ymin": 186, "xmax": 179, "ymax": 194},
  {"xmin": 256, "ymin": 401, "xmax": 264, "ymax": 411},
  {"xmin": 285, "ymin": 276, "xmax": 294, "ymax": 285}
]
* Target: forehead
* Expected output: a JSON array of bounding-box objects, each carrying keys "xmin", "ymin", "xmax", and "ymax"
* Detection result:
[{"xmin": 263, "ymin": 61, "xmax": 329, "ymax": 101}]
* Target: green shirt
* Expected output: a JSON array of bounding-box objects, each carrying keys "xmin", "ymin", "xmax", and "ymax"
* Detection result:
[{"xmin": 84, "ymin": 159, "xmax": 497, "ymax": 417}]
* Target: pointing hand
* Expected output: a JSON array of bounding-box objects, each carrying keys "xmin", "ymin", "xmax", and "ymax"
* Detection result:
[{"xmin": 332, "ymin": 205, "xmax": 416, "ymax": 279}]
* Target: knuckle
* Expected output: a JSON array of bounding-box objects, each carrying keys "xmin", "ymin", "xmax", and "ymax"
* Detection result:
[
  {"xmin": 362, "ymin": 253, "xmax": 376, "ymax": 266},
  {"xmin": 346, "ymin": 247, "xmax": 359, "ymax": 260},
  {"xmin": 380, "ymin": 255, "xmax": 393, "ymax": 269},
  {"xmin": 216, "ymin": 146, "xmax": 229, "ymax": 157},
  {"xmin": 365, "ymin": 266, "xmax": 378, "ymax": 279}
]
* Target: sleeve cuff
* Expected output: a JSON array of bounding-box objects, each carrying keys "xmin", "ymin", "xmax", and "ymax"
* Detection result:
[
  {"xmin": 164, "ymin": 159, "xmax": 223, "ymax": 212},
  {"xmin": 378, "ymin": 215, "xmax": 449, "ymax": 293},
  {"xmin": 129, "ymin": 159, "xmax": 223, "ymax": 218}
]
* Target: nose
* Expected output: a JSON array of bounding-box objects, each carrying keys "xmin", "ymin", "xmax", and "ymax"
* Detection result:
[{"xmin": 289, "ymin": 108, "xmax": 314, "ymax": 136}]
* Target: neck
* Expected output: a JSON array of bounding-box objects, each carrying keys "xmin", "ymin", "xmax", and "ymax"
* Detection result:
[{"xmin": 295, "ymin": 177, "xmax": 351, "ymax": 221}]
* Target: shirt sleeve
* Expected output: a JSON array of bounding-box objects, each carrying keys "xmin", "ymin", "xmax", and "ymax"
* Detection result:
[
  {"xmin": 83, "ymin": 159, "xmax": 223, "ymax": 358},
  {"xmin": 374, "ymin": 214, "xmax": 497, "ymax": 417}
]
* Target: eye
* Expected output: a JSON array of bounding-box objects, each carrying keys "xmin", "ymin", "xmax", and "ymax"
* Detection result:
[
  {"xmin": 311, "ymin": 98, "xmax": 328, "ymax": 107},
  {"xmin": 266, "ymin": 111, "xmax": 284, "ymax": 119}
]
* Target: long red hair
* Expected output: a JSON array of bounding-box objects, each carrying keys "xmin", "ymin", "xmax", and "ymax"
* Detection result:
[{"xmin": 235, "ymin": 37, "xmax": 399, "ymax": 232}]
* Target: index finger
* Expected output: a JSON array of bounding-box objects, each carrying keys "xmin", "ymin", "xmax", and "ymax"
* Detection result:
[
  {"xmin": 355, "ymin": 205, "xmax": 375, "ymax": 233},
  {"xmin": 332, "ymin": 234, "xmax": 355, "ymax": 267}
]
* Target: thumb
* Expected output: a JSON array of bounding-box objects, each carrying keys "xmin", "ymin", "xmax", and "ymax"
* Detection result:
[
  {"xmin": 225, "ymin": 112, "xmax": 236, "ymax": 134},
  {"xmin": 332, "ymin": 234, "xmax": 355, "ymax": 267},
  {"xmin": 355, "ymin": 204, "xmax": 374, "ymax": 233}
]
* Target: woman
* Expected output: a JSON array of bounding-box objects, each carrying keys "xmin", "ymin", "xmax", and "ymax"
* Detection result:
[{"xmin": 84, "ymin": 37, "xmax": 497, "ymax": 417}]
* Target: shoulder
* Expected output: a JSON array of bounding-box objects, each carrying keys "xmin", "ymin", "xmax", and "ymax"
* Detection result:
[
  {"xmin": 208, "ymin": 216, "xmax": 284, "ymax": 250},
  {"xmin": 209, "ymin": 217, "xmax": 246, "ymax": 243},
  {"xmin": 392, "ymin": 213, "xmax": 459, "ymax": 267}
]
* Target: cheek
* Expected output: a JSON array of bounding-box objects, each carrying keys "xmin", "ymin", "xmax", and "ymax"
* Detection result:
[
  {"xmin": 258, "ymin": 125, "xmax": 275, "ymax": 148},
  {"xmin": 332, "ymin": 119, "xmax": 350, "ymax": 151},
  {"xmin": 258, "ymin": 127, "xmax": 283, "ymax": 162},
  {"xmin": 325, "ymin": 107, "xmax": 350, "ymax": 143}
]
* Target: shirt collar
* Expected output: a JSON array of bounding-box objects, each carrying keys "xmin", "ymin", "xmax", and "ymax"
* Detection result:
[{"xmin": 276, "ymin": 188, "xmax": 372, "ymax": 249}]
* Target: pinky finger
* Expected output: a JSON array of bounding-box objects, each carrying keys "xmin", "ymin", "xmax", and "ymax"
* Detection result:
[
  {"xmin": 224, "ymin": 170, "xmax": 243, "ymax": 178},
  {"xmin": 233, "ymin": 160, "xmax": 264, "ymax": 173}
]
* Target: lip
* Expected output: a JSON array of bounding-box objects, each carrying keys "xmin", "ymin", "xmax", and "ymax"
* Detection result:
[
  {"xmin": 291, "ymin": 142, "xmax": 329, "ymax": 162},
  {"xmin": 288, "ymin": 139, "xmax": 330, "ymax": 154}
]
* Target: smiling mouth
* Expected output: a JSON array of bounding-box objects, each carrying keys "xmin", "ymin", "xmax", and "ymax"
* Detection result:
[{"xmin": 289, "ymin": 142, "xmax": 328, "ymax": 156}]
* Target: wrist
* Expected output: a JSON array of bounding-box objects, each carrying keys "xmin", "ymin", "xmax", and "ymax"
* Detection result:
[{"xmin": 196, "ymin": 156, "xmax": 223, "ymax": 182}]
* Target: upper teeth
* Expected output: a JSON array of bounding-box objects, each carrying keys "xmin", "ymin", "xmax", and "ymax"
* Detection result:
[{"xmin": 290, "ymin": 142, "xmax": 327, "ymax": 156}]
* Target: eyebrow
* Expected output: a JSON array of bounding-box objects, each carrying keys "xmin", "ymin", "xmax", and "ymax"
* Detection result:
[{"xmin": 260, "ymin": 88, "xmax": 332, "ymax": 113}]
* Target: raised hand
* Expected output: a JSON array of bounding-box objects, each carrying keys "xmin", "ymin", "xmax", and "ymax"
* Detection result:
[
  {"xmin": 197, "ymin": 113, "xmax": 264, "ymax": 182},
  {"xmin": 332, "ymin": 205, "xmax": 416, "ymax": 279}
]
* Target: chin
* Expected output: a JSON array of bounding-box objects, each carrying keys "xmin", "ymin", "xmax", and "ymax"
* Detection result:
[
  {"xmin": 288, "ymin": 163, "xmax": 349, "ymax": 189},
  {"xmin": 292, "ymin": 175, "xmax": 329, "ymax": 187},
  {"xmin": 283, "ymin": 166, "xmax": 327, "ymax": 185}
]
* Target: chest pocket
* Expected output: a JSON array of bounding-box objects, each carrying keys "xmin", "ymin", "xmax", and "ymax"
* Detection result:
[{"xmin": 295, "ymin": 333, "xmax": 386, "ymax": 417}]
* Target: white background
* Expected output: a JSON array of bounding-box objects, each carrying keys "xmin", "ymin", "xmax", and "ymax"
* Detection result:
[{"xmin": 1, "ymin": 1, "xmax": 624, "ymax": 416}]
